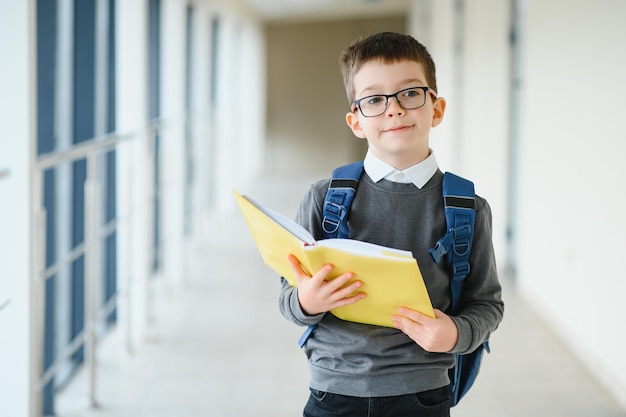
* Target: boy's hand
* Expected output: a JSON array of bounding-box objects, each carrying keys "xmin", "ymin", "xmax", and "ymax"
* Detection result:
[
  {"xmin": 391, "ymin": 308, "xmax": 458, "ymax": 353},
  {"xmin": 287, "ymin": 254, "xmax": 365, "ymax": 316}
]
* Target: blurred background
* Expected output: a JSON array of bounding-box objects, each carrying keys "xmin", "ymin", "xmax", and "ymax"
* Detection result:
[{"xmin": 1, "ymin": 0, "xmax": 626, "ymax": 416}]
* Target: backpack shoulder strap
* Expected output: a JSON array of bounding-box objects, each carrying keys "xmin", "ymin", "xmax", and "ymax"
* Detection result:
[
  {"xmin": 298, "ymin": 161, "xmax": 363, "ymax": 348},
  {"xmin": 429, "ymin": 172, "xmax": 484, "ymax": 406},
  {"xmin": 321, "ymin": 161, "xmax": 364, "ymax": 239},
  {"xmin": 428, "ymin": 172, "xmax": 476, "ymax": 313}
]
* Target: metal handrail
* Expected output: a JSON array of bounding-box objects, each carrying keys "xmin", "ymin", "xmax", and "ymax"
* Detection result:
[
  {"xmin": 35, "ymin": 328, "xmax": 87, "ymax": 391},
  {"xmin": 35, "ymin": 131, "xmax": 133, "ymax": 171},
  {"xmin": 35, "ymin": 222, "xmax": 123, "ymax": 387},
  {"xmin": 31, "ymin": 122, "xmax": 165, "ymax": 410},
  {"xmin": 34, "ymin": 288, "xmax": 120, "ymax": 391},
  {"xmin": 40, "ymin": 243, "xmax": 86, "ymax": 282},
  {"xmin": 40, "ymin": 216, "xmax": 120, "ymax": 282}
]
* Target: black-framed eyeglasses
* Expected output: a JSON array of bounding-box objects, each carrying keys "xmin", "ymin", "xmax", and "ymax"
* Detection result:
[{"xmin": 352, "ymin": 86, "xmax": 437, "ymax": 118}]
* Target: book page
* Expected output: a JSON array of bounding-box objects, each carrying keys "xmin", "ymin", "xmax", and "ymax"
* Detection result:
[
  {"xmin": 316, "ymin": 238, "xmax": 413, "ymax": 260},
  {"xmin": 241, "ymin": 194, "xmax": 315, "ymax": 245}
]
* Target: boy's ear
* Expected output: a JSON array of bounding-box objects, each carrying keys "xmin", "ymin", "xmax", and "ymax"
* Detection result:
[
  {"xmin": 346, "ymin": 111, "xmax": 366, "ymax": 139},
  {"xmin": 431, "ymin": 97, "xmax": 446, "ymax": 128}
]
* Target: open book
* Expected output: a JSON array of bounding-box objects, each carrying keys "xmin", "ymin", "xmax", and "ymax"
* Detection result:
[{"xmin": 233, "ymin": 191, "xmax": 434, "ymax": 327}]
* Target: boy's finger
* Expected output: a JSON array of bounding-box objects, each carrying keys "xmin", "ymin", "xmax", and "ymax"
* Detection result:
[
  {"xmin": 310, "ymin": 263, "xmax": 335, "ymax": 283},
  {"xmin": 287, "ymin": 254, "xmax": 309, "ymax": 283},
  {"xmin": 397, "ymin": 306, "xmax": 429, "ymax": 324},
  {"xmin": 327, "ymin": 270, "xmax": 356, "ymax": 291},
  {"xmin": 332, "ymin": 277, "xmax": 363, "ymax": 299},
  {"xmin": 331, "ymin": 291, "xmax": 366, "ymax": 309}
]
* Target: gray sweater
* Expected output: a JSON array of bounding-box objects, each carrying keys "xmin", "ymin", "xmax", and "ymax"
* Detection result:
[{"xmin": 279, "ymin": 170, "xmax": 504, "ymax": 397}]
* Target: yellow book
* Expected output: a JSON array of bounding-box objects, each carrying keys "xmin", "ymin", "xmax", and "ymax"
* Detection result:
[{"xmin": 233, "ymin": 191, "xmax": 434, "ymax": 327}]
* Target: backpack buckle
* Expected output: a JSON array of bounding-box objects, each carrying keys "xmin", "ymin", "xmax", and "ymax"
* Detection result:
[
  {"xmin": 452, "ymin": 261, "xmax": 470, "ymax": 281},
  {"xmin": 322, "ymin": 216, "xmax": 340, "ymax": 234},
  {"xmin": 429, "ymin": 239, "xmax": 448, "ymax": 263},
  {"xmin": 322, "ymin": 201, "xmax": 345, "ymax": 234}
]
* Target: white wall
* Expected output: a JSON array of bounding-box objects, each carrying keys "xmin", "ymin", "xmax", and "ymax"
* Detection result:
[
  {"xmin": 518, "ymin": 0, "xmax": 626, "ymax": 407},
  {"xmin": 160, "ymin": 0, "xmax": 187, "ymax": 290},
  {"xmin": 115, "ymin": 0, "xmax": 151, "ymax": 348},
  {"xmin": 114, "ymin": 0, "xmax": 268, "ymax": 336},
  {"xmin": 418, "ymin": 0, "xmax": 458, "ymax": 172},
  {"xmin": 413, "ymin": 0, "xmax": 626, "ymax": 408},
  {"xmin": 0, "ymin": 1, "xmax": 36, "ymax": 416},
  {"xmin": 156, "ymin": 0, "xmax": 267, "ymax": 285},
  {"xmin": 211, "ymin": 12, "xmax": 265, "ymax": 211},
  {"xmin": 457, "ymin": 0, "xmax": 510, "ymax": 264},
  {"xmin": 413, "ymin": 0, "xmax": 511, "ymax": 270},
  {"xmin": 235, "ymin": 22, "xmax": 266, "ymax": 188}
]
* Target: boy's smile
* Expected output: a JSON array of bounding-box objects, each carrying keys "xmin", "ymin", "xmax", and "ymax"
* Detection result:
[
  {"xmin": 345, "ymin": 60, "xmax": 446, "ymax": 170},
  {"xmin": 383, "ymin": 123, "xmax": 413, "ymax": 134}
]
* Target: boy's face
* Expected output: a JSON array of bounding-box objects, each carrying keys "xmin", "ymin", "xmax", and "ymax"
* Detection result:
[{"xmin": 345, "ymin": 59, "xmax": 446, "ymax": 170}]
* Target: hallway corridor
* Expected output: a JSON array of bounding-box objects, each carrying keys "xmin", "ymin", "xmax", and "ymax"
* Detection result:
[{"xmin": 54, "ymin": 174, "xmax": 626, "ymax": 417}]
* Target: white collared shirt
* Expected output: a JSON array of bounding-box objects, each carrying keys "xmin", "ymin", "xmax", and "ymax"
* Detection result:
[{"xmin": 363, "ymin": 149, "xmax": 439, "ymax": 189}]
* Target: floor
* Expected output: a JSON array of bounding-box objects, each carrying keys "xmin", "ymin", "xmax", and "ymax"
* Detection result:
[{"xmin": 55, "ymin": 174, "xmax": 626, "ymax": 417}]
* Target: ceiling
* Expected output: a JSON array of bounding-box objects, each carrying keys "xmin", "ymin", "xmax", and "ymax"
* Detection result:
[{"xmin": 238, "ymin": 0, "xmax": 409, "ymax": 22}]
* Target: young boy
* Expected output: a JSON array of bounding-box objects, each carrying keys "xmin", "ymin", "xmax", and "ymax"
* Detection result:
[{"xmin": 279, "ymin": 32, "xmax": 504, "ymax": 417}]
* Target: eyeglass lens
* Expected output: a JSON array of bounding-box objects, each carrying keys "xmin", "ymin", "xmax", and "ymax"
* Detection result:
[{"xmin": 356, "ymin": 87, "xmax": 428, "ymax": 117}]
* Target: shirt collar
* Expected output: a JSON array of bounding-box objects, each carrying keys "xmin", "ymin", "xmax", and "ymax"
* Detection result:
[{"xmin": 363, "ymin": 149, "xmax": 439, "ymax": 189}]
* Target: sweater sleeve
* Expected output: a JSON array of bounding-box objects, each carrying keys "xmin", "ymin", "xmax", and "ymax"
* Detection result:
[
  {"xmin": 279, "ymin": 277, "xmax": 326, "ymax": 327},
  {"xmin": 449, "ymin": 197, "xmax": 504, "ymax": 354}
]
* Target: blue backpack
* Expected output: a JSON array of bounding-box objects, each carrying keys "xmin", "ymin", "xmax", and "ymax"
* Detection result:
[{"xmin": 301, "ymin": 160, "xmax": 489, "ymax": 407}]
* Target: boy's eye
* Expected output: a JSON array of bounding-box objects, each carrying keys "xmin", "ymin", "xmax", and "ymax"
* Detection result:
[
  {"xmin": 366, "ymin": 96, "xmax": 385, "ymax": 105},
  {"xmin": 403, "ymin": 89, "xmax": 424, "ymax": 98}
]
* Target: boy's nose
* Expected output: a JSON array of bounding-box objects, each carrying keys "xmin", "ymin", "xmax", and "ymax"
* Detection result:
[{"xmin": 386, "ymin": 96, "xmax": 405, "ymax": 115}]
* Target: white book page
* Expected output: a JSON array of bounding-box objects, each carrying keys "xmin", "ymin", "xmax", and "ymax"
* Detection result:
[
  {"xmin": 243, "ymin": 195, "xmax": 315, "ymax": 244},
  {"xmin": 316, "ymin": 238, "xmax": 414, "ymax": 260}
]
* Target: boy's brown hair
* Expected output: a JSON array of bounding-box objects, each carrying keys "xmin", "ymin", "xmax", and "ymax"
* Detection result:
[{"xmin": 339, "ymin": 32, "xmax": 438, "ymax": 104}]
